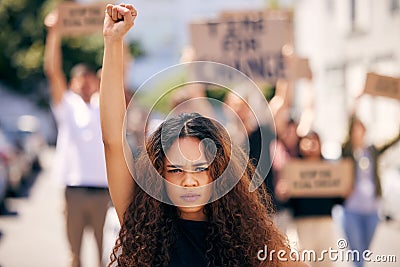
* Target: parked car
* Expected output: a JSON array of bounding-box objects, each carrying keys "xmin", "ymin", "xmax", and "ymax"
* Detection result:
[
  {"xmin": 0, "ymin": 156, "xmax": 8, "ymax": 211},
  {"xmin": 0, "ymin": 115, "xmax": 45, "ymax": 196},
  {"xmin": 10, "ymin": 115, "xmax": 45, "ymax": 173},
  {"xmin": 0, "ymin": 125, "xmax": 24, "ymax": 196}
]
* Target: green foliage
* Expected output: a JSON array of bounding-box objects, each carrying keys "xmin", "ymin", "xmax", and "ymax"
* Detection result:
[
  {"xmin": 128, "ymin": 39, "xmax": 145, "ymax": 59},
  {"xmin": 267, "ymin": 0, "xmax": 280, "ymax": 9},
  {"xmin": 135, "ymin": 74, "xmax": 186, "ymax": 115},
  {"xmin": 261, "ymin": 83, "xmax": 276, "ymax": 101},
  {"xmin": 205, "ymin": 85, "xmax": 229, "ymax": 102},
  {"xmin": 61, "ymin": 34, "xmax": 104, "ymax": 80},
  {"xmin": 0, "ymin": 0, "xmax": 142, "ymax": 108},
  {"xmin": 205, "ymin": 83, "xmax": 275, "ymax": 102}
]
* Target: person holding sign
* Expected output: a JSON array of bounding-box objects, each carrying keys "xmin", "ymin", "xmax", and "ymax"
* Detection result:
[
  {"xmin": 100, "ymin": 4, "xmax": 308, "ymax": 266},
  {"xmin": 44, "ymin": 9, "xmax": 111, "ymax": 267},
  {"xmin": 288, "ymin": 131, "xmax": 343, "ymax": 267},
  {"xmin": 270, "ymin": 117, "xmax": 300, "ymax": 233},
  {"xmin": 342, "ymin": 115, "xmax": 400, "ymax": 267}
]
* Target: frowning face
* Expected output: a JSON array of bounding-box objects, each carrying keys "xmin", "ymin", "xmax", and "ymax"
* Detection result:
[{"xmin": 164, "ymin": 137, "xmax": 213, "ymax": 221}]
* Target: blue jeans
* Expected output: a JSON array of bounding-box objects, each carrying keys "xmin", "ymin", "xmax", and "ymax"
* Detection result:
[{"xmin": 343, "ymin": 209, "xmax": 379, "ymax": 267}]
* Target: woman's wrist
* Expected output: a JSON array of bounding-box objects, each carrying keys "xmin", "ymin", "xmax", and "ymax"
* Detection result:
[{"xmin": 104, "ymin": 36, "xmax": 124, "ymax": 45}]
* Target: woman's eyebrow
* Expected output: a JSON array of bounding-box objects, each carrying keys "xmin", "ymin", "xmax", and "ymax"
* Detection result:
[
  {"xmin": 166, "ymin": 162, "xmax": 209, "ymax": 168},
  {"xmin": 192, "ymin": 162, "xmax": 209, "ymax": 167},
  {"xmin": 166, "ymin": 164, "xmax": 182, "ymax": 168}
]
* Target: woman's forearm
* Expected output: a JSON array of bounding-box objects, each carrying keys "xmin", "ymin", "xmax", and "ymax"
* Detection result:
[{"xmin": 100, "ymin": 38, "xmax": 126, "ymax": 145}]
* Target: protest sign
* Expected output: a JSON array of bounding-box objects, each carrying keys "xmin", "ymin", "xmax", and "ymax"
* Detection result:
[
  {"xmin": 57, "ymin": 2, "xmax": 107, "ymax": 36},
  {"xmin": 190, "ymin": 10, "xmax": 294, "ymax": 84},
  {"xmin": 219, "ymin": 9, "xmax": 293, "ymax": 24},
  {"xmin": 364, "ymin": 72, "xmax": 400, "ymax": 100},
  {"xmin": 281, "ymin": 159, "xmax": 353, "ymax": 197},
  {"xmin": 284, "ymin": 56, "xmax": 312, "ymax": 81}
]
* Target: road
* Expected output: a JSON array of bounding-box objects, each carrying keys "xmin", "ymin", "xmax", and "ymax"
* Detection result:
[{"xmin": 0, "ymin": 147, "xmax": 97, "ymax": 267}]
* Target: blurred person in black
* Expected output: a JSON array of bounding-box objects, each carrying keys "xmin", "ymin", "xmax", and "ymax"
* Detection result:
[
  {"xmin": 270, "ymin": 115, "xmax": 300, "ymax": 233},
  {"xmin": 268, "ymin": 79, "xmax": 300, "ymax": 232},
  {"xmin": 223, "ymin": 92, "xmax": 277, "ymax": 210},
  {"xmin": 44, "ymin": 10, "xmax": 111, "ymax": 267},
  {"xmin": 288, "ymin": 131, "xmax": 343, "ymax": 267},
  {"xmin": 341, "ymin": 114, "xmax": 400, "ymax": 267}
]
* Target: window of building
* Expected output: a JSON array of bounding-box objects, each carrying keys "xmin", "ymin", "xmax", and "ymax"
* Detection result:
[
  {"xmin": 326, "ymin": 0, "xmax": 334, "ymax": 16},
  {"xmin": 349, "ymin": 0, "xmax": 370, "ymax": 34},
  {"xmin": 390, "ymin": 0, "xmax": 399, "ymax": 14}
]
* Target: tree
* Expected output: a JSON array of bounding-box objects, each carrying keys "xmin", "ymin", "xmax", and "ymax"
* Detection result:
[{"xmin": 0, "ymin": 0, "xmax": 142, "ymax": 108}]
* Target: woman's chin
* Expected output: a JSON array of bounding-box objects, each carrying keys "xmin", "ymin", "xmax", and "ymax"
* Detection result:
[{"xmin": 177, "ymin": 205, "xmax": 207, "ymax": 221}]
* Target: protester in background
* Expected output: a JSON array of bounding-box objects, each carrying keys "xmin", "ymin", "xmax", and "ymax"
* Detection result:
[
  {"xmin": 44, "ymin": 10, "xmax": 110, "ymax": 267},
  {"xmin": 288, "ymin": 131, "xmax": 342, "ymax": 267},
  {"xmin": 223, "ymin": 91, "xmax": 277, "ymax": 214},
  {"xmin": 342, "ymin": 115, "xmax": 400, "ymax": 267},
  {"xmin": 223, "ymin": 91, "xmax": 258, "ymax": 145},
  {"xmin": 169, "ymin": 83, "xmax": 215, "ymax": 119},
  {"xmin": 270, "ymin": 116, "xmax": 299, "ymax": 233},
  {"xmin": 123, "ymin": 87, "xmax": 148, "ymax": 160},
  {"xmin": 100, "ymin": 4, "xmax": 308, "ymax": 266}
]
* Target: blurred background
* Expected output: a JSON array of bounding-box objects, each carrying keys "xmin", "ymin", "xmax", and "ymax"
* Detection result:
[{"xmin": 0, "ymin": 0, "xmax": 399, "ymax": 266}]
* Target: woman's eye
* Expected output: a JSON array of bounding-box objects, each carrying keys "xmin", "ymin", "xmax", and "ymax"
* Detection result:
[
  {"xmin": 195, "ymin": 167, "xmax": 209, "ymax": 172},
  {"xmin": 167, "ymin": 169, "xmax": 182, "ymax": 174}
]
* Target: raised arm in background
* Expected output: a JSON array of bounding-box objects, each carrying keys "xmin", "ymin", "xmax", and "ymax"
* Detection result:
[
  {"xmin": 100, "ymin": 4, "xmax": 137, "ymax": 224},
  {"xmin": 43, "ymin": 10, "xmax": 67, "ymax": 105}
]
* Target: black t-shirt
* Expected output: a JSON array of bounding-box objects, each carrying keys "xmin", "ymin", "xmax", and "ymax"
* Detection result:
[
  {"xmin": 289, "ymin": 197, "xmax": 343, "ymax": 218},
  {"xmin": 247, "ymin": 125, "xmax": 283, "ymax": 210},
  {"xmin": 168, "ymin": 219, "xmax": 210, "ymax": 267}
]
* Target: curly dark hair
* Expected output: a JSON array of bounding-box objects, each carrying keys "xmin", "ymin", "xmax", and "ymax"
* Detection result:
[{"xmin": 109, "ymin": 113, "xmax": 289, "ymax": 266}]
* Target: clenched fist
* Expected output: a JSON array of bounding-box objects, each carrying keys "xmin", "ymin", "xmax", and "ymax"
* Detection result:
[{"xmin": 103, "ymin": 4, "xmax": 137, "ymax": 41}]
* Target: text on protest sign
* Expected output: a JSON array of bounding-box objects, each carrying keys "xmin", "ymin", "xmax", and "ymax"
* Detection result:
[
  {"xmin": 190, "ymin": 10, "xmax": 294, "ymax": 84},
  {"xmin": 281, "ymin": 159, "xmax": 354, "ymax": 198},
  {"xmin": 57, "ymin": 2, "xmax": 107, "ymax": 36}
]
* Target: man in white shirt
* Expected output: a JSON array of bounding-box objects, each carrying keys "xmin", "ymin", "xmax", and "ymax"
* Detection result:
[{"xmin": 44, "ymin": 10, "xmax": 110, "ymax": 267}]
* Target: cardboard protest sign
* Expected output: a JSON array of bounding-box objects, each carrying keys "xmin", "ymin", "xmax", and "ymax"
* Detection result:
[
  {"xmin": 284, "ymin": 56, "xmax": 312, "ymax": 81},
  {"xmin": 57, "ymin": 2, "xmax": 107, "ymax": 36},
  {"xmin": 364, "ymin": 72, "xmax": 400, "ymax": 100},
  {"xmin": 281, "ymin": 159, "xmax": 354, "ymax": 198},
  {"xmin": 190, "ymin": 10, "xmax": 294, "ymax": 84},
  {"xmin": 219, "ymin": 9, "xmax": 293, "ymax": 22}
]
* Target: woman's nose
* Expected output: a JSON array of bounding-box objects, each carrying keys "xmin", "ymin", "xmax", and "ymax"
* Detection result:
[{"xmin": 182, "ymin": 172, "xmax": 198, "ymax": 187}]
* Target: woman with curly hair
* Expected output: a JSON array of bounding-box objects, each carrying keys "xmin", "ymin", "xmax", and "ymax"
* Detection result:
[{"xmin": 100, "ymin": 4, "xmax": 306, "ymax": 267}]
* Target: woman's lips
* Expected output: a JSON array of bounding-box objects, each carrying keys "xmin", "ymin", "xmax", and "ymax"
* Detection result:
[{"xmin": 180, "ymin": 193, "xmax": 201, "ymax": 202}]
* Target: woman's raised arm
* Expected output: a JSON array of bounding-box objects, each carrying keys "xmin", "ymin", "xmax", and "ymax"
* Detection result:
[{"xmin": 100, "ymin": 4, "xmax": 137, "ymax": 224}]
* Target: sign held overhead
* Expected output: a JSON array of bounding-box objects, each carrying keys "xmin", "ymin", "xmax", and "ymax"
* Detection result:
[
  {"xmin": 364, "ymin": 72, "xmax": 400, "ymax": 100},
  {"xmin": 57, "ymin": 2, "xmax": 107, "ymax": 36},
  {"xmin": 190, "ymin": 10, "xmax": 313, "ymax": 84}
]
